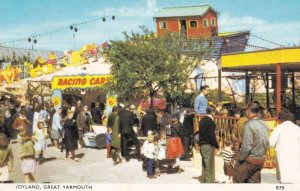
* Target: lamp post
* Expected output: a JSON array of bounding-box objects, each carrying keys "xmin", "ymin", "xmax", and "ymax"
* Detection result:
[
  {"xmin": 28, "ymin": 37, "xmax": 37, "ymax": 50},
  {"xmin": 70, "ymin": 24, "xmax": 78, "ymax": 50}
]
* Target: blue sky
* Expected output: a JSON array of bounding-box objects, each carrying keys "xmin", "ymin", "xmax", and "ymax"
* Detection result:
[{"xmin": 1, "ymin": 0, "xmax": 300, "ymax": 51}]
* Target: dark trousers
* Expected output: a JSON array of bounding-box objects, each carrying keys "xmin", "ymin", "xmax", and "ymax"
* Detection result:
[
  {"xmin": 60, "ymin": 138, "xmax": 65, "ymax": 152},
  {"xmin": 224, "ymin": 164, "xmax": 234, "ymax": 177},
  {"xmin": 147, "ymin": 158, "xmax": 155, "ymax": 177},
  {"xmin": 78, "ymin": 130, "xmax": 85, "ymax": 147},
  {"xmin": 200, "ymin": 144, "xmax": 215, "ymax": 183},
  {"xmin": 181, "ymin": 136, "xmax": 191, "ymax": 159},
  {"xmin": 233, "ymin": 161, "xmax": 263, "ymax": 183},
  {"xmin": 122, "ymin": 132, "xmax": 140, "ymax": 157}
]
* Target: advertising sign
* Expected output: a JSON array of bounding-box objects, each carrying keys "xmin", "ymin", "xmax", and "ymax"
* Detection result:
[{"xmin": 51, "ymin": 75, "xmax": 111, "ymax": 91}]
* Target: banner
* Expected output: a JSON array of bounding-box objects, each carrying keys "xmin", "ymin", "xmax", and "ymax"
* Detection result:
[
  {"xmin": 51, "ymin": 75, "xmax": 111, "ymax": 91},
  {"xmin": 52, "ymin": 89, "xmax": 62, "ymax": 110},
  {"xmin": 140, "ymin": 98, "xmax": 166, "ymax": 110}
]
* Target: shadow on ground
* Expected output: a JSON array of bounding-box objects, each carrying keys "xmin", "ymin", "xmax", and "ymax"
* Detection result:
[{"xmin": 76, "ymin": 153, "xmax": 85, "ymax": 159}]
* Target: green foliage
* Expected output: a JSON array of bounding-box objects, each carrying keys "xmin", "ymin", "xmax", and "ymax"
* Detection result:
[{"xmin": 103, "ymin": 26, "xmax": 209, "ymax": 107}]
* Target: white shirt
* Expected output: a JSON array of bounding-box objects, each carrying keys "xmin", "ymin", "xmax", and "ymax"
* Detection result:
[{"xmin": 142, "ymin": 140, "xmax": 156, "ymax": 159}]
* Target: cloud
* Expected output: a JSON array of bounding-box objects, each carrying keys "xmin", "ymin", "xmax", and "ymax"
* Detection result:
[
  {"xmin": 147, "ymin": 0, "xmax": 157, "ymax": 10},
  {"xmin": 90, "ymin": 0, "xmax": 158, "ymax": 18},
  {"xmin": 218, "ymin": 13, "xmax": 300, "ymax": 47},
  {"xmin": 218, "ymin": 13, "xmax": 266, "ymax": 31}
]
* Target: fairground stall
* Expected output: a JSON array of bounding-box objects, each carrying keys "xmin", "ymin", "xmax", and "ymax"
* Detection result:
[
  {"xmin": 23, "ymin": 44, "xmax": 117, "ymax": 114},
  {"xmin": 219, "ymin": 47, "xmax": 300, "ymax": 168}
]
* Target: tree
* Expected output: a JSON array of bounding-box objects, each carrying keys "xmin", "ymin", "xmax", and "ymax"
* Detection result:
[{"xmin": 103, "ymin": 27, "xmax": 211, "ymax": 108}]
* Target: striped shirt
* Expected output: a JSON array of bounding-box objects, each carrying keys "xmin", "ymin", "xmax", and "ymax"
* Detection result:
[{"xmin": 221, "ymin": 147, "xmax": 234, "ymax": 165}]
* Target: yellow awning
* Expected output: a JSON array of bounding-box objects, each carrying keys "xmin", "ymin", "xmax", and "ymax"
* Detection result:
[{"xmin": 221, "ymin": 47, "xmax": 300, "ymax": 71}]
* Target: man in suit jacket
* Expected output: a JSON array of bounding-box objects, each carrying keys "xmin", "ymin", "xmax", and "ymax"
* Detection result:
[
  {"xmin": 118, "ymin": 104, "xmax": 140, "ymax": 161},
  {"xmin": 141, "ymin": 109, "xmax": 157, "ymax": 136}
]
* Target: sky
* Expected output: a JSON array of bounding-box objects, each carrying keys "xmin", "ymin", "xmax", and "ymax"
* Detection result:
[{"xmin": 0, "ymin": 0, "xmax": 300, "ymax": 51}]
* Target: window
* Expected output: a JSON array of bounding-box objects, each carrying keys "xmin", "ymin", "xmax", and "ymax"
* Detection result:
[
  {"xmin": 203, "ymin": 19, "xmax": 209, "ymax": 28},
  {"xmin": 210, "ymin": 18, "xmax": 216, "ymax": 26},
  {"xmin": 189, "ymin": 20, "xmax": 198, "ymax": 28},
  {"xmin": 159, "ymin": 21, "xmax": 167, "ymax": 29}
]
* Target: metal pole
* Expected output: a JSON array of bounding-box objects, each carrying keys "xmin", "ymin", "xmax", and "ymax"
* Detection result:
[
  {"xmin": 266, "ymin": 72, "xmax": 270, "ymax": 109},
  {"xmin": 276, "ymin": 64, "xmax": 281, "ymax": 114},
  {"xmin": 245, "ymin": 70, "xmax": 250, "ymax": 104},
  {"xmin": 73, "ymin": 32, "xmax": 75, "ymax": 50},
  {"xmin": 292, "ymin": 71, "xmax": 296, "ymax": 113},
  {"xmin": 218, "ymin": 69, "xmax": 222, "ymax": 101}
]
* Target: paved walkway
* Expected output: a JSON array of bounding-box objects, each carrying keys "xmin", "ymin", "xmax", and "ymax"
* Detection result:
[{"xmin": 9, "ymin": 142, "xmax": 277, "ymax": 183}]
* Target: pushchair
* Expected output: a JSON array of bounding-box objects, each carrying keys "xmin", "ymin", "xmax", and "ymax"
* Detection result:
[{"xmin": 141, "ymin": 137, "xmax": 184, "ymax": 175}]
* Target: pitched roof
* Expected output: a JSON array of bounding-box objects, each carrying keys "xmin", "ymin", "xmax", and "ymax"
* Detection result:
[
  {"xmin": 154, "ymin": 5, "xmax": 219, "ymax": 18},
  {"xmin": 0, "ymin": 46, "xmax": 63, "ymax": 61}
]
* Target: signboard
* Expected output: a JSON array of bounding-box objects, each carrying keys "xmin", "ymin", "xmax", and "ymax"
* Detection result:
[
  {"xmin": 52, "ymin": 89, "xmax": 62, "ymax": 110},
  {"xmin": 107, "ymin": 96, "xmax": 117, "ymax": 107},
  {"xmin": 106, "ymin": 94, "xmax": 117, "ymax": 115},
  {"xmin": 51, "ymin": 75, "xmax": 111, "ymax": 91}
]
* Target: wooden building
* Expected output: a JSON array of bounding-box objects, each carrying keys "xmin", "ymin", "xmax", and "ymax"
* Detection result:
[{"xmin": 154, "ymin": 5, "xmax": 219, "ymax": 39}]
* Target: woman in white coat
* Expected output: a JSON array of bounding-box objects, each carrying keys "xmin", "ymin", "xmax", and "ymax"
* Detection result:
[{"xmin": 269, "ymin": 110, "xmax": 300, "ymax": 183}]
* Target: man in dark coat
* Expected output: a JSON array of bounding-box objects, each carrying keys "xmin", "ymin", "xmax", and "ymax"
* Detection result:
[
  {"xmin": 198, "ymin": 105, "xmax": 219, "ymax": 183},
  {"xmin": 91, "ymin": 103, "xmax": 102, "ymax": 125},
  {"xmin": 119, "ymin": 105, "xmax": 140, "ymax": 161},
  {"xmin": 76, "ymin": 105, "xmax": 92, "ymax": 148},
  {"xmin": 180, "ymin": 109, "xmax": 194, "ymax": 161},
  {"xmin": 141, "ymin": 109, "xmax": 158, "ymax": 136}
]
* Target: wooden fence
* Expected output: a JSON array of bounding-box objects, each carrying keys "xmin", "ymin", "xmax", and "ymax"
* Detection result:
[{"xmin": 193, "ymin": 115, "xmax": 277, "ymax": 168}]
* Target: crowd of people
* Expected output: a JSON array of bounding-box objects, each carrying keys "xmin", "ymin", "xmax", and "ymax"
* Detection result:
[
  {"xmin": 0, "ymin": 97, "xmax": 105, "ymax": 183},
  {"xmin": 0, "ymin": 87, "xmax": 300, "ymax": 184},
  {"xmin": 194, "ymin": 85, "xmax": 300, "ymax": 184}
]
